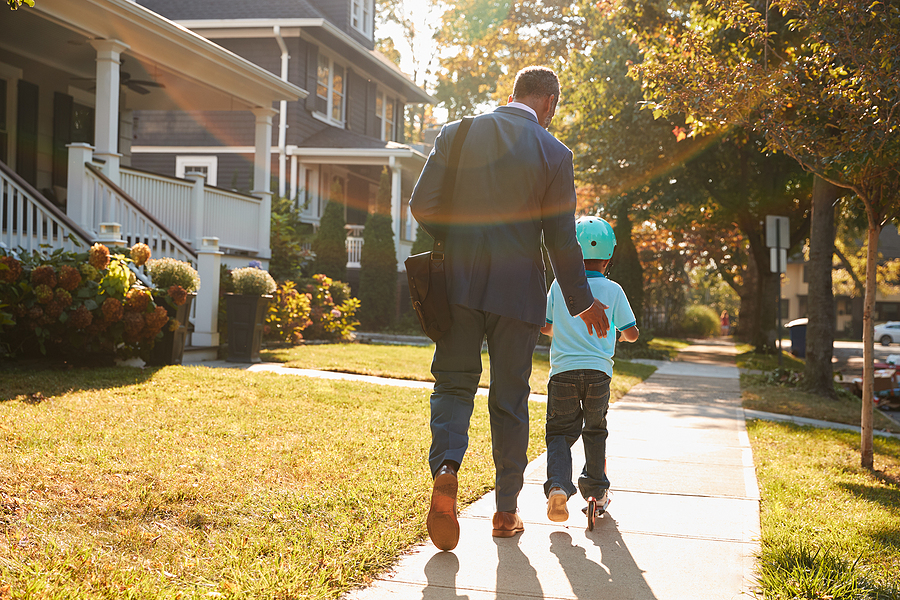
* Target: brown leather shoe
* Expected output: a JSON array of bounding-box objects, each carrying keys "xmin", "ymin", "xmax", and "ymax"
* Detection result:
[
  {"xmin": 491, "ymin": 510, "xmax": 524, "ymax": 538},
  {"xmin": 427, "ymin": 465, "xmax": 459, "ymax": 551}
]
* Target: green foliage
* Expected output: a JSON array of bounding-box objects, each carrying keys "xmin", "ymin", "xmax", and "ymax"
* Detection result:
[
  {"xmin": 358, "ymin": 168, "xmax": 398, "ymax": 331},
  {"xmin": 679, "ymin": 305, "xmax": 721, "ymax": 338},
  {"xmin": 312, "ymin": 200, "xmax": 347, "ymax": 282},
  {"xmin": 269, "ymin": 194, "xmax": 314, "ymax": 283},
  {"xmin": 297, "ymin": 274, "xmax": 359, "ymax": 341},
  {"xmin": 231, "ymin": 267, "xmax": 276, "ymax": 296},
  {"xmin": 264, "ymin": 281, "xmax": 312, "ymax": 344},
  {"xmin": 146, "ymin": 257, "xmax": 200, "ymax": 293}
]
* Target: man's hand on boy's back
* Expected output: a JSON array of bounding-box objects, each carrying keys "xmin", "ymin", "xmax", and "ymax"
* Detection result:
[{"xmin": 578, "ymin": 298, "xmax": 610, "ymax": 337}]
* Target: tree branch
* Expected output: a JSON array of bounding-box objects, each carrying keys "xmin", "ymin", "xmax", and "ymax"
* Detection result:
[{"xmin": 833, "ymin": 245, "xmax": 865, "ymax": 297}]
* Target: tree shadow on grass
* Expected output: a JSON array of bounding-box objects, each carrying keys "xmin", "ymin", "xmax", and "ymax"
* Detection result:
[{"xmin": 0, "ymin": 361, "xmax": 160, "ymax": 402}]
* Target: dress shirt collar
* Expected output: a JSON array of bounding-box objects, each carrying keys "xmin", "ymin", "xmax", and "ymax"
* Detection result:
[{"xmin": 503, "ymin": 101, "xmax": 538, "ymax": 122}]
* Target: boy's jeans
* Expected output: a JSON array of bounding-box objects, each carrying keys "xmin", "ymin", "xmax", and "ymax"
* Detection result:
[{"xmin": 544, "ymin": 369, "xmax": 611, "ymax": 501}]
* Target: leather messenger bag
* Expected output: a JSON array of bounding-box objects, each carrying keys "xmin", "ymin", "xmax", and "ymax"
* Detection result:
[{"xmin": 405, "ymin": 116, "xmax": 474, "ymax": 342}]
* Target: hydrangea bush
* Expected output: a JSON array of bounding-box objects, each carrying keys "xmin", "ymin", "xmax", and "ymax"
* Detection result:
[
  {"xmin": 0, "ymin": 243, "xmax": 191, "ymax": 359},
  {"xmin": 231, "ymin": 266, "xmax": 277, "ymax": 296}
]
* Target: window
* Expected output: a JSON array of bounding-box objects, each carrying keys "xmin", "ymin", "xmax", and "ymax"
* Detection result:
[
  {"xmin": 375, "ymin": 91, "xmax": 396, "ymax": 141},
  {"xmin": 176, "ymin": 156, "xmax": 217, "ymax": 186},
  {"xmin": 316, "ymin": 54, "xmax": 345, "ymax": 125},
  {"xmin": 351, "ymin": 0, "xmax": 374, "ymax": 38}
]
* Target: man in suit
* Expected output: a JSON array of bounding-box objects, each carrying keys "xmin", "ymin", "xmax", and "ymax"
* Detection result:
[{"xmin": 409, "ymin": 66, "xmax": 609, "ymax": 551}]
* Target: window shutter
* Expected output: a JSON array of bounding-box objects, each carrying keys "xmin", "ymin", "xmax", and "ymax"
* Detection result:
[{"xmin": 365, "ymin": 81, "xmax": 377, "ymax": 138}]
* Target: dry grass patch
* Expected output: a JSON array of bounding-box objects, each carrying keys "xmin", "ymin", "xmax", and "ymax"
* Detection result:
[{"xmin": 742, "ymin": 374, "xmax": 900, "ymax": 434}]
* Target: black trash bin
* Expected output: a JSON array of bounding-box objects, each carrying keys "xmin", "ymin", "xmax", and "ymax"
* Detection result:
[{"xmin": 786, "ymin": 318, "xmax": 808, "ymax": 358}]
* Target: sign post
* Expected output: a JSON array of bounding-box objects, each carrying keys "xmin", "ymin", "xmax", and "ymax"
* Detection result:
[{"xmin": 766, "ymin": 216, "xmax": 789, "ymax": 366}]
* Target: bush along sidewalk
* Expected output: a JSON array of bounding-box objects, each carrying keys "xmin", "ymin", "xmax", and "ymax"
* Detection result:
[{"xmin": 0, "ymin": 243, "xmax": 195, "ymax": 363}]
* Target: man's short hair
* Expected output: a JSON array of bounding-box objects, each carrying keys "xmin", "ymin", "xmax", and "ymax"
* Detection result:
[{"xmin": 512, "ymin": 66, "xmax": 559, "ymax": 100}]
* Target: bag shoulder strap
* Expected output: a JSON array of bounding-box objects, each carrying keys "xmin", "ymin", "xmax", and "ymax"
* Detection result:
[{"xmin": 433, "ymin": 115, "xmax": 474, "ymax": 257}]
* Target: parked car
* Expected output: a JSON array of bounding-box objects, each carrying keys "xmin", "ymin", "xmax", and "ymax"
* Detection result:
[{"xmin": 874, "ymin": 321, "xmax": 900, "ymax": 346}]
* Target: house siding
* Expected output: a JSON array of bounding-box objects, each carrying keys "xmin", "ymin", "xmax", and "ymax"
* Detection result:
[
  {"xmin": 131, "ymin": 151, "xmax": 257, "ymax": 194},
  {"xmin": 133, "ymin": 111, "xmax": 257, "ymax": 147},
  {"xmin": 346, "ymin": 69, "xmax": 368, "ymax": 135}
]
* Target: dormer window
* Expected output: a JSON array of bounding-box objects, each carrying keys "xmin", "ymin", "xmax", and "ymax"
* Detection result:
[{"xmin": 351, "ymin": 0, "xmax": 374, "ymax": 38}]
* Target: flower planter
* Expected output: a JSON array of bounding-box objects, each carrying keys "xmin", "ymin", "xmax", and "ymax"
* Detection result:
[
  {"xmin": 146, "ymin": 293, "xmax": 195, "ymax": 366},
  {"xmin": 226, "ymin": 294, "xmax": 271, "ymax": 363}
]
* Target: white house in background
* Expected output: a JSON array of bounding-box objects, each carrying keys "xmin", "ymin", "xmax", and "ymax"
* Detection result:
[
  {"xmin": 0, "ymin": 0, "xmax": 305, "ymax": 352},
  {"xmin": 130, "ymin": 0, "xmax": 435, "ymax": 290}
]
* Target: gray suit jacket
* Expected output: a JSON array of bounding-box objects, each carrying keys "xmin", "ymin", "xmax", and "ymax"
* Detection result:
[{"xmin": 409, "ymin": 106, "xmax": 593, "ymax": 326}]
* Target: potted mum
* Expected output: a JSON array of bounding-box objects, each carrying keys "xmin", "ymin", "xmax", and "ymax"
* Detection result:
[
  {"xmin": 226, "ymin": 264, "xmax": 276, "ymax": 363},
  {"xmin": 144, "ymin": 251, "xmax": 201, "ymax": 365}
]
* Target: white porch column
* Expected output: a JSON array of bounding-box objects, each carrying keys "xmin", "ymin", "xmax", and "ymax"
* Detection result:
[
  {"xmin": 193, "ymin": 237, "xmax": 222, "ymax": 347},
  {"xmin": 66, "ymin": 143, "xmax": 94, "ymax": 233},
  {"xmin": 390, "ymin": 158, "xmax": 403, "ymax": 264},
  {"xmin": 289, "ymin": 154, "xmax": 298, "ymax": 204},
  {"xmin": 252, "ymin": 107, "xmax": 276, "ymax": 260},
  {"xmin": 186, "ymin": 172, "xmax": 206, "ymax": 248},
  {"xmin": 89, "ymin": 39, "xmax": 129, "ymax": 185}
]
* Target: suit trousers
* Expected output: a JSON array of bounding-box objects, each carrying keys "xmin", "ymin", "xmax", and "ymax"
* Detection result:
[{"xmin": 428, "ymin": 303, "xmax": 541, "ymax": 512}]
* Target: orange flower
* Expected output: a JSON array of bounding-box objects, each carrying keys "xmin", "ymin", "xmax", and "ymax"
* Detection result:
[{"xmin": 89, "ymin": 243, "xmax": 111, "ymax": 270}]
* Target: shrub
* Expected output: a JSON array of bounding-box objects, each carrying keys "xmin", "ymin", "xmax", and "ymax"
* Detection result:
[
  {"xmin": 264, "ymin": 281, "xmax": 312, "ymax": 344},
  {"xmin": 358, "ymin": 167, "xmax": 398, "ymax": 331},
  {"xmin": 0, "ymin": 245, "xmax": 185, "ymax": 360},
  {"xmin": 679, "ymin": 305, "xmax": 721, "ymax": 338},
  {"xmin": 231, "ymin": 267, "xmax": 276, "ymax": 296},
  {"xmin": 269, "ymin": 195, "xmax": 314, "ymax": 283},
  {"xmin": 147, "ymin": 257, "xmax": 200, "ymax": 293},
  {"xmin": 299, "ymin": 274, "xmax": 359, "ymax": 341},
  {"xmin": 312, "ymin": 199, "xmax": 347, "ymax": 281}
]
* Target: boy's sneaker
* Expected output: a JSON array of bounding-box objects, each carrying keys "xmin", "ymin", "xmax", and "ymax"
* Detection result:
[
  {"xmin": 547, "ymin": 488, "xmax": 569, "ymax": 522},
  {"xmin": 581, "ymin": 490, "xmax": 611, "ymax": 517}
]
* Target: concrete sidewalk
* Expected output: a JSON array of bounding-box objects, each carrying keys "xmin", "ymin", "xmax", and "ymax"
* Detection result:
[{"xmin": 345, "ymin": 340, "xmax": 761, "ymax": 600}]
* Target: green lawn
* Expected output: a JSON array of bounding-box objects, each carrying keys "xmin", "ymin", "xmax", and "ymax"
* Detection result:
[
  {"xmin": 748, "ymin": 420, "xmax": 900, "ymax": 598},
  {"xmin": 264, "ymin": 343, "xmax": 655, "ymax": 400}
]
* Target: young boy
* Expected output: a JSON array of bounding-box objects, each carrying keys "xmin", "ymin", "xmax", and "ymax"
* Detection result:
[{"xmin": 541, "ymin": 216, "xmax": 639, "ymax": 523}]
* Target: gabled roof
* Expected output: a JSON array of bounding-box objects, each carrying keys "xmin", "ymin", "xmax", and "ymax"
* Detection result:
[
  {"xmin": 137, "ymin": 0, "xmax": 325, "ymax": 21},
  {"xmin": 289, "ymin": 127, "xmax": 427, "ymax": 166}
]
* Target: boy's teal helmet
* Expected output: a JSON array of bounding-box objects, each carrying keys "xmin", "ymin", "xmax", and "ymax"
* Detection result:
[{"xmin": 575, "ymin": 216, "xmax": 616, "ymax": 260}]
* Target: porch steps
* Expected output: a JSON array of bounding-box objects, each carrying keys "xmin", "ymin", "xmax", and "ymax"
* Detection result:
[{"xmin": 183, "ymin": 345, "xmax": 220, "ymax": 364}]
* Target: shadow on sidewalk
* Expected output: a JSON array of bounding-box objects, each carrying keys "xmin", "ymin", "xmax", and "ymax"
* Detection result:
[{"xmin": 549, "ymin": 516, "xmax": 657, "ymax": 600}]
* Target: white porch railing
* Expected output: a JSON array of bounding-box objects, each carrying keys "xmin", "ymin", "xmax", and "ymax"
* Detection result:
[
  {"xmin": 119, "ymin": 166, "xmax": 262, "ymax": 254},
  {"xmin": 119, "ymin": 168, "xmax": 193, "ymax": 233},
  {"xmin": 85, "ymin": 165, "xmax": 196, "ymax": 263},
  {"xmin": 345, "ymin": 224, "xmax": 364, "ymax": 268},
  {"xmin": 1, "ymin": 160, "xmax": 91, "ymax": 255}
]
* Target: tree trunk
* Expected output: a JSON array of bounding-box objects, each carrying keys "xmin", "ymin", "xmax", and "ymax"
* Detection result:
[
  {"xmin": 608, "ymin": 205, "xmax": 644, "ymax": 327},
  {"xmin": 860, "ymin": 220, "xmax": 882, "ymax": 469},
  {"xmin": 734, "ymin": 251, "xmax": 759, "ymax": 341},
  {"xmin": 803, "ymin": 176, "xmax": 838, "ymax": 397}
]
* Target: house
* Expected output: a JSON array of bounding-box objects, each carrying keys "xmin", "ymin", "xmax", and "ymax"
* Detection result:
[
  {"xmin": 781, "ymin": 224, "xmax": 900, "ymax": 338},
  {"xmin": 130, "ymin": 0, "xmax": 435, "ymax": 286},
  {"xmin": 0, "ymin": 0, "xmax": 306, "ymax": 351}
]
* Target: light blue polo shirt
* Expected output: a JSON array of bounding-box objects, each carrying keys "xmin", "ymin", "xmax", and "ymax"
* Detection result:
[{"xmin": 545, "ymin": 270, "xmax": 636, "ymax": 378}]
